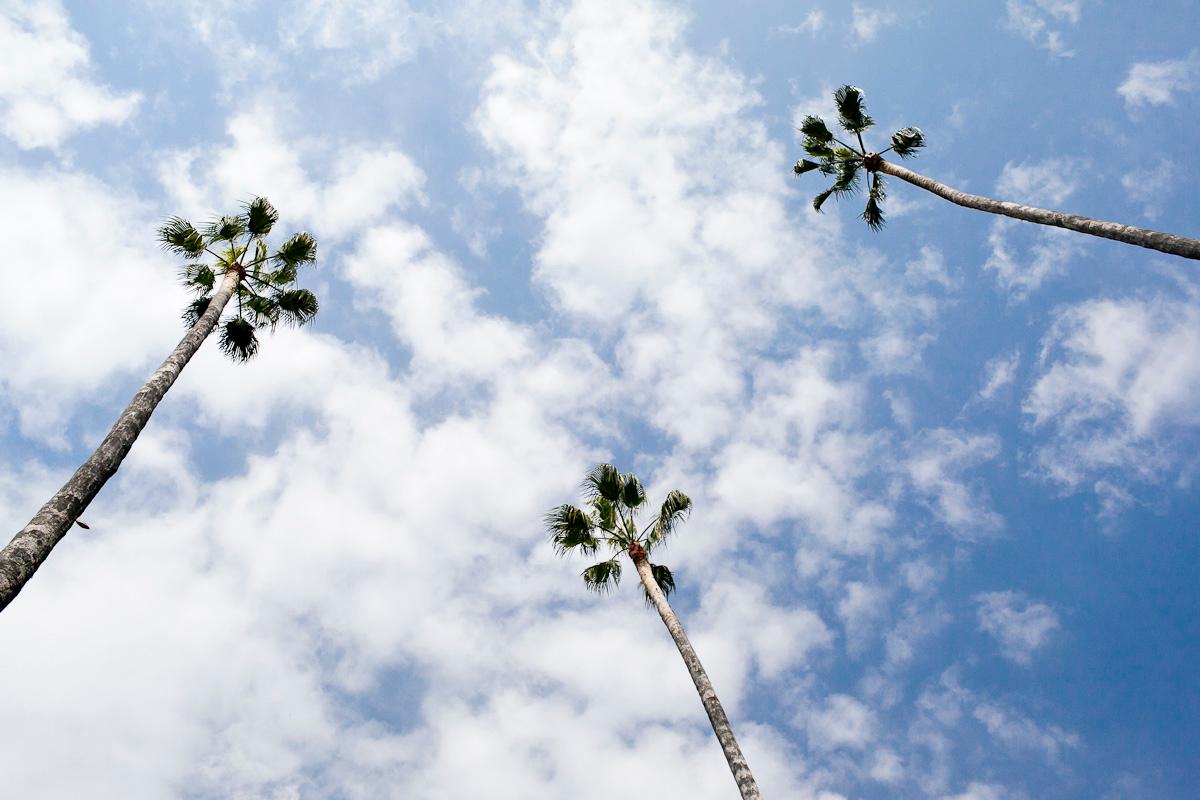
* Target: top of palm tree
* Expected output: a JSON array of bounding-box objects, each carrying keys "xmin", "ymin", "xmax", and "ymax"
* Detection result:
[
  {"xmin": 158, "ymin": 197, "xmax": 319, "ymax": 361},
  {"xmin": 793, "ymin": 84, "xmax": 924, "ymax": 230},
  {"xmin": 546, "ymin": 463, "xmax": 691, "ymax": 602}
]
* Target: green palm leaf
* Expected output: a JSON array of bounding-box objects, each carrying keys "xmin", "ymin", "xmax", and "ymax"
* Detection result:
[
  {"xmin": 546, "ymin": 504, "xmax": 598, "ymax": 556},
  {"xmin": 158, "ymin": 217, "xmax": 205, "ymax": 259},
  {"xmin": 862, "ymin": 173, "xmax": 886, "ymax": 231},
  {"xmin": 582, "ymin": 558, "xmax": 621, "ymax": 593},
  {"xmin": 274, "ymin": 232, "xmax": 317, "ymax": 267},
  {"xmin": 834, "ymin": 85, "xmax": 874, "ymax": 133},
  {"xmin": 244, "ymin": 196, "xmax": 279, "ymax": 236},
  {"xmin": 813, "ymin": 188, "xmax": 835, "ymax": 212},
  {"xmin": 182, "ymin": 296, "xmax": 212, "ymax": 327},
  {"xmin": 647, "ymin": 489, "xmax": 691, "ymax": 547},
  {"xmin": 218, "ymin": 317, "xmax": 259, "ymax": 362},
  {"xmin": 584, "ymin": 464, "xmax": 624, "ymax": 503},
  {"xmin": 207, "ymin": 215, "xmax": 247, "ymax": 241},
  {"xmin": 890, "ymin": 126, "xmax": 925, "ymax": 158},
  {"xmin": 621, "ymin": 473, "xmax": 646, "ymax": 509},
  {"xmin": 793, "ymin": 159, "xmax": 822, "ymax": 176},
  {"xmin": 641, "ymin": 563, "xmax": 675, "ymax": 605},
  {"xmin": 276, "ymin": 289, "xmax": 319, "ymax": 327}
]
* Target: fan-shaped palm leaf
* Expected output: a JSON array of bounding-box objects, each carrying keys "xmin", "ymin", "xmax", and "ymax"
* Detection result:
[
  {"xmin": 275, "ymin": 232, "xmax": 318, "ymax": 267},
  {"xmin": 584, "ymin": 463, "xmax": 624, "ymax": 503},
  {"xmin": 244, "ymin": 196, "xmax": 279, "ymax": 236},
  {"xmin": 218, "ymin": 316, "xmax": 259, "ymax": 362},
  {"xmin": 834, "ymin": 85, "xmax": 873, "ymax": 133},
  {"xmin": 647, "ymin": 489, "xmax": 691, "ymax": 548},
  {"xmin": 158, "ymin": 217, "xmax": 205, "ymax": 259},
  {"xmin": 546, "ymin": 504, "xmax": 598, "ymax": 556},
  {"xmin": 889, "ymin": 127, "xmax": 925, "ymax": 158},
  {"xmin": 276, "ymin": 289, "xmax": 319, "ymax": 327},
  {"xmin": 582, "ymin": 558, "xmax": 621, "ymax": 593}
]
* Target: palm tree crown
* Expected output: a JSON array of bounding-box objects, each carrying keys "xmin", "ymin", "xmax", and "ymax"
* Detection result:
[
  {"xmin": 793, "ymin": 85, "xmax": 924, "ymax": 230},
  {"xmin": 794, "ymin": 84, "xmax": 1200, "ymax": 260},
  {"xmin": 546, "ymin": 463, "xmax": 689, "ymax": 600},
  {"xmin": 546, "ymin": 464, "xmax": 762, "ymax": 800},
  {"xmin": 160, "ymin": 196, "xmax": 319, "ymax": 360}
]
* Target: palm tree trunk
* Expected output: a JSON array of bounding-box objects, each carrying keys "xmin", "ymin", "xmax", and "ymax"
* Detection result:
[
  {"xmin": 873, "ymin": 158, "xmax": 1200, "ymax": 261},
  {"xmin": 0, "ymin": 269, "xmax": 241, "ymax": 613},
  {"xmin": 630, "ymin": 548, "xmax": 762, "ymax": 800}
]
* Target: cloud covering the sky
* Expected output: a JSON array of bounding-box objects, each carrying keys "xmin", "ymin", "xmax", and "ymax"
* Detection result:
[{"xmin": 0, "ymin": 1, "xmax": 1197, "ymax": 799}]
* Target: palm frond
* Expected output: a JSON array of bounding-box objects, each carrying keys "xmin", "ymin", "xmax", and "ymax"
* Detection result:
[
  {"xmin": 799, "ymin": 115, "xmax": 833, "ymax": 143},
  {"xmin": 862, "ymin": 173, "xmax": 886, "ymax": 231},
  {"xmin": 158, "ymin": 217, "xmax": 206, "ymax": 259},
  {"xmin": 647, "ymin": 489, "xmax": 691, "ymax": 548},
  {"xmin": 218, "ymin": 316, "xmax": 259, "ymax": 362},
  {"xmin": 592, "ymin": 496, "xmax": 617, "ymax": 531},
  {"xmin": 244, "ymin": 197, "xmax": 279, "ymax": 236},
  {"xmin": 582, "ymin": 558, "xmax": 621, "ymax": 593},
  {"xmin": 642, "ymin": 563, "xmax": 676, "ymax": 605},
  {"xmin": 813, "ymin": 188, "xmax": 835, "ymax": 213},
  {"xmin": 890, "ymin": 126, "xmax": 925, "ymax": 158},
  {"xmin": 546, "ymin": 504, "xmax": 598, "ymax": 556},
  {"xmin": 245, "ymin": 294, "xmax": 280, "ymax": 327},
  {"xmin": 832, "ymin": 159, "xmax": 861, "ymax": 196},
  {"xmin": 276, "ymin": 288, "xmax": 319, "ymax": 327},
  {"xmin": 274, "ymin": 232, "xmax": 317, "ymax": 267},
  {"xmin": 834, "ymin": 85, "xmax": 874, "ymax": 134},
  {"xmin": 182, "ymin": 295, "xmax": 212, "ymax": 327},
  {"xmin": 179, "ymin": 263, "xmax": 215, "ymax": 293},
  {"xmin": 583, "ymin": 464, "xmax": 624, "ymax": 503},
  {"xmin": 207, "ymin": 215, "xmax": 247, "ymax": 241},
  {"xmin": 621, "ymin": 473, "xmax": 646, "ymax": 509},
  {"xmin": 794, "ymin": 159, "xmax": 822, "ymax": 176},
  {"xmin": 267, "ymin": 262, "xmax": 298, "ymax": 287}
]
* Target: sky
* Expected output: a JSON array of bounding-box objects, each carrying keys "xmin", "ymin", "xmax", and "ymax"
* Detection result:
[{"xmin": 0, "ymin": 1, "xmax": 1198, "ymax": 798}]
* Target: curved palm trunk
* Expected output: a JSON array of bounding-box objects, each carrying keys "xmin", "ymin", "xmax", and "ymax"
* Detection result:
[
  {"xmin": 873, "ymin": 158, "xmax": 1200, "ymax": 261},
  {"xmin": 0, "ymin": 269, "xmax": 241, "ymax": 613},
  {"xmin": 630, "ymin": 547, "xmax": 762, "ymax": 800}
]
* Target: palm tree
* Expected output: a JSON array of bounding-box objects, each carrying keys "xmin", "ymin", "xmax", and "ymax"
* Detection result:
[
  {"xmin": 546, "ymin": 464, "xmax": 762, "ymax": 800},
  {"xmin": 0, "ymin": 198, "xmax": 318, "ymax": 613},
  {"xmin": 793, "ymin": 85, "xmax": 1200, "ymax": 260}
]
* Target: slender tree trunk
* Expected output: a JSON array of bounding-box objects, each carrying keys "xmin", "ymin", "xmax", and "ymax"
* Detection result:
[
  {"xmin": 0, "ymin": 269, "xmax": 241, "ymax": 614},
  {"xmin": 872, "ymin": 158, "xmax": 1200, "ymax": 261},
  {"xmin": 629, "ymin": 545, "xmax": 762, "ymax": 800}
]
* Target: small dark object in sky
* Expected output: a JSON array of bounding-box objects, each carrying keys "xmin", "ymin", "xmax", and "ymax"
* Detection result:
[{"xmin": 74, "ymin": 520, "xmax": 91, "ymax": 530}]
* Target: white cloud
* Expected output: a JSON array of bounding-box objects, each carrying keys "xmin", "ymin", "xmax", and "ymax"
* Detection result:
[
  {"xmin": 1026, "ymin": 292, "xmax": 1200, "ymax": 489},
  {"xmin": 0, "ymin": 167, "xmax": 179, "ymax": 441},
  {"xmin": 1118, "ymin": 50, "xmax": 1199, "ymax": 108},
  {"xmin": 1004, "ymin": 0, "xmax": 1081, "ymax": 57},
  {"xmin": 972, "ymin": 702, "xmax": 1078, "ymax": 759},
  {"xmin": 985, "ymin": 158, "xmax": 1086, "ymax": 298},
  {"xmin": 802, "ymin": 693, "xmax": 877, "ymax": 751},
  {"xmin": 975, "ymin": 591, "xmax": 1059, "ymax": 665},
  {"xmin": 850, "ymin": 5, "xmax": 897, "ymax": 44},
  {"xmin": 1120, "ymin": 159, "xmax": 1174, "ymax": 219},
  {"xmin": 905, "ymin": 429, "xmax": 1003, "ymax": 534},
  {"xmin": 995, "ymin": 159, "xmax": 1079, "ymax": 207},
  {"xmin": 941, "ymin": 782, "xmax": 1009, "ymax": 800},
  {"xmin": 978, "ymin": 351, "xmax": 1020, "ymax": 402},
  {"xmin": 779, "ymin": 11, "xmax": 824, "ymax": 35},
  {"xmin": 0, "ymin": 0, "xmax": 140, "ymax": 149},
  {"xmin": 159, "ymin": 107, "xmax": 426, "ymax": 241}
]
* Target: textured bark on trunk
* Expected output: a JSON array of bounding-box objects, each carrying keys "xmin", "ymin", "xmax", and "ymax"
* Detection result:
[
  {"xmin": 630, "ymin": 547, "xmax": 762, "ymax": 800},
  {"xmin": 873, "ymin": 158, "xmax": 1200, "ymax": 261},
  {"xmin": 0, "ymin": 269, "xmax": 241, "ymax": 613}
]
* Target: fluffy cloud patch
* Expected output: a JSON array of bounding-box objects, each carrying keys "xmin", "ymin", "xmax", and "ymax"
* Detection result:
[
  {"xmin": 159, "ymin": 107, "xmax": 425, "ymax": 240},
  {"xmin": 1025, "ymin": 292, "xmax": 1200, "ymax": 489},
  {"xmin": 1120, "ymin": 159, "xmax": 1174, "ymax": 219},
  {"xmin": 975, "ymin": 591, "xmax": 1060, "ymax": 665},
  {"xmin": 0, "ymin": 0, "xmax": 140, "ymax": 149},
  {"xmin": 850, "ymin": 5, "xmax": 897, "ymax": 44},
  {"xmin": 1118, "ymin": 49, "xmax": 1199, "ymax": 108},
  {"xmin": 0, "ymin": 167, "xmax": 179, "ymax": 441}
]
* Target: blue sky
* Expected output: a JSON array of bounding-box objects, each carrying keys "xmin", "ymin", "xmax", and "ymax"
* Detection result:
[{"xmin": 1, "ymin": 1, "xmax": 1198, "ymax": 798}]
